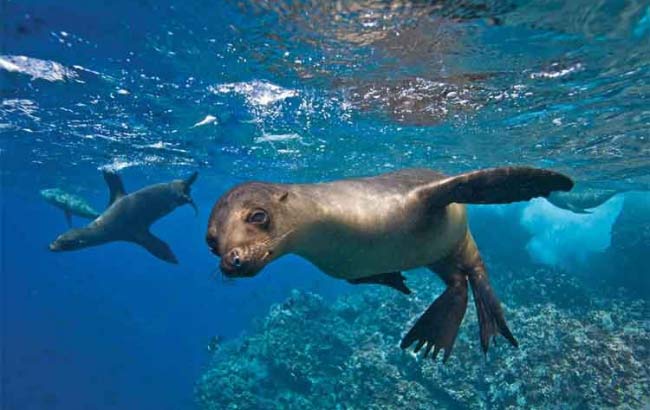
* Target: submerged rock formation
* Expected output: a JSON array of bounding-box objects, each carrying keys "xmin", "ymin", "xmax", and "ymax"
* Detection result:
[
  {"xmin": 596, "ymin": 192, "xmax": 650, "ymax": 297},
  {"xmin": 196, "ymin": 265, "xmax": 649, "ymax": 410}
]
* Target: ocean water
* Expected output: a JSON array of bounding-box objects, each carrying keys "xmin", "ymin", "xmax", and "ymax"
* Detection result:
[{"xmin": 1, "ymin": 1, "xmax": 649, "ymax": 409}]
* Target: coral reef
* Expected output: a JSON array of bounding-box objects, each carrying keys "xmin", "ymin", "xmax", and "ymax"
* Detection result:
[{"xmin": 196, "ymin": 264, "xmax": 650, "ymax": 410}]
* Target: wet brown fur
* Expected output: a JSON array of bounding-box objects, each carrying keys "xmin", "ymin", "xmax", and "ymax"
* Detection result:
[{"xmin": 206, "ymin": 167, "xmax": 573, "ymax": 360}]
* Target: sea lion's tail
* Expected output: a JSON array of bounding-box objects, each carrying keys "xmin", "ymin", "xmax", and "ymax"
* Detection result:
[{"xmin": 468, "ymin": 264, "xmax": 518, "ymax": 353}]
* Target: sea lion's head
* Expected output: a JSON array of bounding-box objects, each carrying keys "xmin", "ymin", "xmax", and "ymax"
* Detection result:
[
  {"xmin": 206, "ymin": 182, "xmax": 292, "ymax": 278},
  {"xmin": 49, "ymin": 228, "xmax": 88, "ymax": 252}
]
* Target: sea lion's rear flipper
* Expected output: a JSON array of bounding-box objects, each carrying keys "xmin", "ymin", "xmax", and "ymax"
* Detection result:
[
  {"xmin": 185, "ymin": 171, "xmax": 198, "ymax": 188},
  {"xmin": 133, "ymin": 231, "xmax": 178, "ymax": 264},
  {"xmin": 347, "ymin": 272, "xmax": 412, "ymax": 294},
  {"xmin": 418, "ymin": 167, "xmax": 574, "ymax": 207},
  {"xmin": 469, "ymin": 267, "xmax": 518, "ymax": 353},
  {"xmin": 64, "ymin": 210, "xmax": 72, "ymax": 227},
  {"xmin": 103, "ymin": 171, "xmax": 127, "ymax": 206},
  {"xmin": 183, "ymin": 172, "xmax": 199, "ymax": 215},
  {"xmin": 400, "ymin": 277, "xmax": 467, "ymax": 362}
]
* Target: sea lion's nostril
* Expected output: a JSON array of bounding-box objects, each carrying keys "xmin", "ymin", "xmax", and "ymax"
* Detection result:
[{"xmin": 230, "ymin": 249, "xmax": 241, "ymax": 268}]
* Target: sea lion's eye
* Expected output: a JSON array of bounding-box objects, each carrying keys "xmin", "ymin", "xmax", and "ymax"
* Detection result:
[{"xmin": 247, "ymin": 209, "xmax": 269, "ymax": 225}]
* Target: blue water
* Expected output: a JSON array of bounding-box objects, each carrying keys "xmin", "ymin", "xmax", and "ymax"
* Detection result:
[{"xmin": 2, "ymin": 1, "xmax": 649, "ymax": 409}]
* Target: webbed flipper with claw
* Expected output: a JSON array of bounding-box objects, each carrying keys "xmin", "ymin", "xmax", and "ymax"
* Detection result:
[
  {"xmin": 400, "ymin": 277, "xmax": 467, "ymax": 362},
  {"xmin": 469, "ymin": 266, "xmax": 518, "ymax": 353}
]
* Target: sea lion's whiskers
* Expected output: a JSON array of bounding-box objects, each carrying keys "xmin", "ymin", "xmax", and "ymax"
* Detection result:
[
  {"xmin": 210, "ymin": 267, "xmax": 236, "ymax": 286},
  {"xmin": 262, "ymin": 227, "xmax": 296, "ymax": 248},
  {"xmin": 251, "ymin": 229, "xmax": 297, "ymax": 262}
]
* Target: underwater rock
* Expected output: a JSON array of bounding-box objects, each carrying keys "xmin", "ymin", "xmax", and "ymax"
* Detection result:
[
  {"xmin": 595, "ymin": 192, "xmax": 650, "ymax": 297},
  {"xmin": 196, "ymin": 269, "xmax": 649, "ymax": 409}
]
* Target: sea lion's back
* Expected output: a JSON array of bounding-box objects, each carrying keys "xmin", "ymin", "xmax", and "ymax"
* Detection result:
[
  {"xmin": 323, "ymin": 168, "xmax": 447, "ymax": 196},
  {"xmin": 292, "ymin": 168, "xmax": 451, "ymax": 233}
]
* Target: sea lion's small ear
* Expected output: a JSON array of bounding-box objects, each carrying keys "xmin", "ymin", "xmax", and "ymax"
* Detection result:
[{"xmin": 275, "ymin": 191, "xmax": 289, "ymax": 202}]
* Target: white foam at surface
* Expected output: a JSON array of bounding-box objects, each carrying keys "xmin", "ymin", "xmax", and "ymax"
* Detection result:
[
  {"xmin": 210, "ymin": 80, "xmax": 298, "ymax": 107},
  {"xmin": 146, "ymin": 141, "xmax": 167, "ymax": 149},
  {"xmin": 191, "ymin": 115, "xmax": 218, "ymax": 128},
  {"xmin": 520, "ymin": 195, "xmax": 624, "ymax": 267},
  {"xmin": 136, "ymin": 141, "xmax": 189, "ymax": 153},
  {"xmin": 99, "ymin": 159, "xmax": 142, "ymax": 172},
  {"xmin": 1, "ymin": 98, "xmax": 39, "ymax": 117},
  {"xmin": 0, "ymin": 55, "xmax": 78, "ymax": 82},
  {"xmin": 0, "ymin": 58, "xmax": 21, "ymax": 73},
  {"xmin": 254, "ymin": 132, "xmax": 301, "ymax": 143},
  {"xmin": 530, "ymin": 63, "xmax": 583, "ymax": 80}
]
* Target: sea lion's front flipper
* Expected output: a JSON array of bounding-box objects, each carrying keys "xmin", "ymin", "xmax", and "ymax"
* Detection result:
[
  {"xmin": 103, "ymin": 171, "xmax": 127, "ymax": 206},
  {"xmin": 133, "ymin": 231, "xmax": 178, "ymax": 264},
  {"xmin": 418, "ymin": 166, "xmax": 574, "ymax": 207},
  {"xmin": 64, "ymin": 210, "xmax": 72, "ymax": 227},
  {"xmin": 468, "ymin": 267, "xmax": 518, "ymax": 353},
  {"xmin": 347, "ymin": 272, "xmax": 412, "ymax": 294},
  {"xmin": 400, "ymin": 275, "xmax": 467, "ymax": 363}
]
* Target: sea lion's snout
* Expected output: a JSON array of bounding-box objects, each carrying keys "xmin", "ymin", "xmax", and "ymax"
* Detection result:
[
  {"xmin": 219, "ymin": 247, "xmax": 261, "ymax": 277},
  {"xmin": 220, "ymin": 248, "xmax": 243, "ymax": 275},
  {"xmin": 207, "ymin": 181, "xmax": 293, "ymax": 277},
  {"xmin": 206, "ymin": 228, "xmax": 260, "ymax": 277},
  {"xmin": 49, "ymin": 230, "xmax": 85, "ymax": 252},
  {"xmin": 49, "ymin": 237, "xmax": 73, "ymax": 252}
]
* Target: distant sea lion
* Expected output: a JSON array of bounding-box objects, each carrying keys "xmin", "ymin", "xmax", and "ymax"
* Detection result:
[
  {"xmin": 547, "ymin": 188, "xmax": 620, "ymax": 214},
  {"xmin": 206, "ymin": 167, "xmax": 573, "ymax": 361},
  {"xmin": 49, "ymin": 170, "xmax": 198, "ymax": 264},
  {"xmin": 40, "ymin": 188, "xmax": 101, "ymax": 226}
]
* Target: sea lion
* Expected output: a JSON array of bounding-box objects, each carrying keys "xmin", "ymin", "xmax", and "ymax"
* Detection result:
[
  {"xmin": 40, "ymin": 188, "xmax": 101, "ymax": 226},
  {"xmin": 206, "ymin": 166, "xmax": 573, "ymax": 361},
  {"xmin": 49, "ymin": 170, "xmax": 198, "ymax": 264},
  {"xmin": 547, "ymin": 188, "xmax": 621, "ymax": 214}
]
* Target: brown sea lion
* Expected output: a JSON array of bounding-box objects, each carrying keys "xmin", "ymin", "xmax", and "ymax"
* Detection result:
[
  {"xmin": 206, "ymin": 167, "xmax": 573, "ymax": 361},
  {"xmin": 40, "ymin": 188, "xmax": 101, "ymax": 227},
  {"xmin": 49, "ymin": 170, "xmax": 198, "ymax": 264},
  {"xmin": 547, "ymin": 187, "xmax": 621, "ymax": 214}
]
